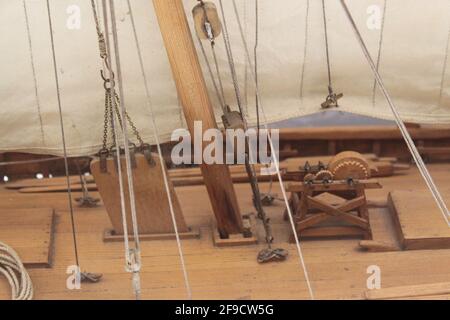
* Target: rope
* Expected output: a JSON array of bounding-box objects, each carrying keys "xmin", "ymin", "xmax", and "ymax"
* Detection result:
[
  {"xmin": 439, "ymin": 13, "xmax": 450, "ymax": 106},
  {"xmin": 231, "ymin": 0, "xmax": 315, "ymax": 299},
  {"xmin": 45, "ymin": 0, "xmax": 81, "ymax": 269},
  {"xmin": 197, "ymin": 36, "xmax": 227, "ymax": 113},
  {"xmin": 97, "ymin": 0, "xmax": 133, "ymax": 276},
  {"xmin": 126, "ymin": 0, "xmax": 192, "ymax": 300},
  {"xmin": 299, "ymin": 0, "xmax": 310, "ymax": 104},
  {"xmin": 0, "ymin": 157, "xmax": 62, "ymax": 167},
  {"xmin": 372, "ymin": 0, "xmax": 387, "ymax": 107},
  {"xmin": 254, "ymin": 0, "xmax": 260, "ymax": 147},
  {"xmin": 220, "ymin": 0, "xmax": 278, "ymax": 249},
  {"xmin": 340, "ymin": 0, "xmax": 450, "ymax": 226},
  {"xmin": 243, "ymin": 1, "xmax": 249, "ymax": 116},
  {"xmin": 196, "ymin": 1, "xmax": 228, "ymax": 113},
  {"xmin": 109, "ymin": 0, "xmax": 143, "ymax": 299},
  {"xmin": 321, "ymin": 0, "xmax": 332, "ymax": 91},
  {"xmin": 218, "ymin": 0, "xmax": 244, "ymax": 114},
  {"xmin": 0, "ymin": 242, "xmax": 33, "ymax": 300},
  {"xmin": 23, "ymin": 0, "xmax": 45, "ymax": 145}
]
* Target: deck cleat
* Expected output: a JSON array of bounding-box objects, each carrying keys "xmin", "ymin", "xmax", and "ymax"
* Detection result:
[
  {"xmin": 80, "ymin": 272, "xmax": 103, "ymax": 283},
  {"xmin": 257, "ymin": 248, "xmax": 289, "ymax": 263}
]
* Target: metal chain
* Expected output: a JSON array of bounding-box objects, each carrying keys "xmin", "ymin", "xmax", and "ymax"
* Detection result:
[
  {"xmin": 102, "ymin": 89, "xmax": 110, "ymax": 150},
  {"xmin": 91, "ymin": 0, "xmax": 144, "ymax": 151}
]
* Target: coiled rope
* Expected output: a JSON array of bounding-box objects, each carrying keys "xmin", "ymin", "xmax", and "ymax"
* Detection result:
[{"xmin": 0, "ymin": 242, "xmax": 33, "ymax": 300}]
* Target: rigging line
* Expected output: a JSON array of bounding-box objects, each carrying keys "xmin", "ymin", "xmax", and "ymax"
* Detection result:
[
  {"xmin": 45, "ymin": 0, "xmax": 80, "ymax": 267},
  {"xmin": 438, "ymin": 14, "xmax": 450, "ymax": 106},
  {"xmin": 372, "ymin": 0, "xmax": 387, "ymax": 108},
  {"xmin": 196, "ymin": 1, "xmax": 228, "ymax": 111},
  {"xmin": 218, "ymin": 0, "xmax": 244, "ymax": 114},
  {"xmin": 321, "ymin": 0, "xmax": 332, "ymax": 90},
  {"xmin": 210, "ymin": 43, "xmax": 228, "ymax": 109},
  {"xmin": 98, "ymin": 0, "xmax": 132, "ymax": 268},
  {"xmin": 340, "ymin": 0, "xmax": 450, "ymax": 227},
  {"xmin": 299, "ymin": 0, "xmax": 310, "ymax": 104},
  {"xmin": 253, "ymin": 0, "xmax": 272, "ymax": 194},
  {"xmin": 197, "ymin": 36, "xmax": 227, "ymax": 113},
  {"xmin": 23, "ymin": 0, "xmax": 45, "ymax": 145},
  {"xmin": 109, "ymin": 0, "xmax": 143, "ymax": 300},
  {"xmin": 231, "ymin": 0, "xmax": 315, "ymax": 299},
  {"xmin": 220, "ymin": 1, "xmax": 281, "ymax": 254},
  {"xmin": 126, "ymin": 0, "xmax": 192, "ymax": 300},
  {"xmin": 243, "ymin": 1, "xmax": 248, "ymax": 116},
  {"xmin": 254, "ymin": 0, "xmax": 260, "ymax": 152},
  {"xmin": 0, "ymin": 157, "xmax": 62, "ymax": 167}
]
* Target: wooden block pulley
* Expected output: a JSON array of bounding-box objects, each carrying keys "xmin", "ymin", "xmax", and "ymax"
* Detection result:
[{"xmin": 192, "ymin": 1, "xmax": 222, "ymax": 40}]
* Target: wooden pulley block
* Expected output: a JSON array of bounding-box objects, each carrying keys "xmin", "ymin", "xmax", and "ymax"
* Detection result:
[
  {"xmin": 222, "ymin": 106, "xmax": 245, "ymax": 130},
  {"xmin": 328, "ymin": 151, "xmax": 370, "ymax": 180},
  {"xmin": 192, "ymin": 1, "xmax": 222, "ymax": 40}
]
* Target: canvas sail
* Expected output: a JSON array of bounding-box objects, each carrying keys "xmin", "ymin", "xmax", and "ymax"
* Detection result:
[{"xmin": 1, "ymin": 0, "xmax": 449, "ymax": 156}]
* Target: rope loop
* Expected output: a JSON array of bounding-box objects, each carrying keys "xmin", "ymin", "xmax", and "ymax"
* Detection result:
[{"xmin": 0, "ymin": 241, "xmax": 33, "ymax": 300}]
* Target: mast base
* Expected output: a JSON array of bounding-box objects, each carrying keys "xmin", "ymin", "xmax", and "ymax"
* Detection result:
[{"xmin": 211, "ymin": 215, "xmax": 258, "ymax": 247}]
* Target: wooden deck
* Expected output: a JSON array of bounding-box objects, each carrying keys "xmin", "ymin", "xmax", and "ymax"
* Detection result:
[{"xmin": 1, "ymin": 164, "xmax": 450, "ymax": 300}]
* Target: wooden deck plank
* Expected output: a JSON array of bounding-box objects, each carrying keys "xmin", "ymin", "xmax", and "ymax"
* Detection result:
[
  {"xmin": 0, "ymin": 208, "xmax": 55, "ymax": 268},
  {"xmin": 0, "ymin": 164, "xmax": 450, "ymax": 299}
]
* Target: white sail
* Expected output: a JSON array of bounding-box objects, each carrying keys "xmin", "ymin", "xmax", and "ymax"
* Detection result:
[{"xmin": 1, "ymin": 0, "xmax": 449, "ymax": 156}]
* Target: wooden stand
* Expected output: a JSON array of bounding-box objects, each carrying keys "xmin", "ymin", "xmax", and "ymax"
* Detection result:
[
  {"xmin": 91, "ymin": 153, "xmax": 199, "ymax": 241},
  {"xmin": 286, "ymin": 179, "xmax": 382, "ymax": 240}
]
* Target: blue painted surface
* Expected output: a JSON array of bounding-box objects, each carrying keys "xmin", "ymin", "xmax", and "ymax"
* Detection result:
[{"xmin": 267, "ymin": 111, "xmax": 394, "ymax": 128}]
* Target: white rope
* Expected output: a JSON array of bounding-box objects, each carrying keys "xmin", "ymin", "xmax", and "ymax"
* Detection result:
[
  {"xmin": 340, "ymin": 0, "xmax": 450, "ymax": 226},
  {"xmin": 0, "ymin": 242, "xmax": 33, "ymax": 300},
  {"xmin": 126, "ymin": 0, "xmax": 192, "ymax": 300},
  {"xmin": 230, "ymin": 0, "xmax": 314, "ymax": 300},
  {"xmin": 108, "ymin": 0, "xmax": 142, "ymax": 300},
  {"xmin": 372, "ymin": 0, "xmax": 387, "ymax": 107},
  {"xmin": 299, "ymin": 0, "xmax": 310, "ymax": 104},
  {"xmin": 98, "ymin": 0, "xmax": 133, "ymax": 275}
]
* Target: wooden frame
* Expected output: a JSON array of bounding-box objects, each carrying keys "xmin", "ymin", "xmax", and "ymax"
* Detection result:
[{"xmin": 286, "ymin": 180, "xmax": 382, "ymax": 239}]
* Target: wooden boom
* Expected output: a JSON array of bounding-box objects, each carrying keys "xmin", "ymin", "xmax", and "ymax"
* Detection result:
[{"xmin": 152, "ymin": 0, "xmax": 243, "ymax": 237}]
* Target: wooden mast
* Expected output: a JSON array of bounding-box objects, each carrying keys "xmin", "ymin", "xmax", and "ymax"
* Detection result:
[{"xmin": 152, "ymin": 0, "xmax": 243, "ymax": 237}]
